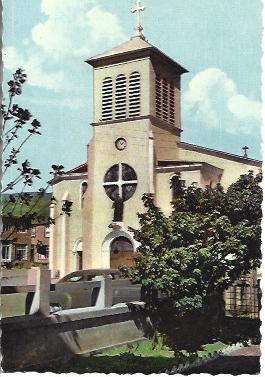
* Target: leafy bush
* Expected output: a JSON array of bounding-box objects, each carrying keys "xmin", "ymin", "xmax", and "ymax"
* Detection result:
[{"xmin": 121, "ymin": 172, "xmax": 262, "ymax": 355}]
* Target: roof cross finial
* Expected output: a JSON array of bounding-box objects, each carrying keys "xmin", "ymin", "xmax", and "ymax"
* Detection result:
[
  {"xmin": 131, "ymin": 0, "xmax": 145, "ymax": 39},
  {"xmin": 242, "ymin": 145, "xmax": 249, "ymax": 158}
]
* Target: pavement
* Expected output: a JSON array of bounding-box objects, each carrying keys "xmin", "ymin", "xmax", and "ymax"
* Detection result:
[{"xmin": 184, "ymin": 345, "xmax": 261, "ymax": 375}]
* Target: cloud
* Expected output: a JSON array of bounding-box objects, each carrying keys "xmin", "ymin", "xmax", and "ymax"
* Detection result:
[
  {"xmin": 31, "ymin": 1, "xmax": 126, "ymax": 58},
  {"xmin": 3, "ymin": 46, "xmax": 25, "ymax": 71},
  {"xmin": 85, "ymin": 6, "xmax": 126, "ymax": 44},
  {"xmin": 4, "ymin": 0, "xmax": 126, "ymax": 92},
  {"xmin": 3, "ymin": 47, "xmax": 65, "ymax": 92},
  {"xmin": 228, "ymin": 94, "xmax": 261, "ymax": 120},
  {"xmin": 41, "ymin": 0, "xmax": 95, "ymax": 16},
  {"xmin": 183, "ymin": 68, "xmax": 261, "ymax": 134}
]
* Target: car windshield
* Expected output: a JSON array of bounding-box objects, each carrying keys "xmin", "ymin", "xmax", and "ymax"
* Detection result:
[{"xmin": 67, "ymin": 276, "xmax": 83, "ymax": 282}]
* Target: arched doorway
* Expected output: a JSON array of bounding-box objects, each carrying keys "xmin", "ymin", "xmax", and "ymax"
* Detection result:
[
  {"xmin": 74, "ymin": 241, "xmax": 83, "ymax": 271},
  {"xmin": 110, "ymin": 236, "xmax": 134, "ymax": 269}
]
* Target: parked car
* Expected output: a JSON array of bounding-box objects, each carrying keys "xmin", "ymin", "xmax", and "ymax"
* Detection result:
[
  {"xmin": 58, "ymin": 269, "xmax": 121, "ymax": 283},
  {"xmin": 54, "ymin": 269, "xmax": 142, "ymax": 310}
]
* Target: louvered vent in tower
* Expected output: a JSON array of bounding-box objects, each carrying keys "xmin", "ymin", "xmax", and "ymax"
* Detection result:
[
  {"xmin": 162, "ymin": 79, "xmax": 169, "ymax": 121},
  {"xmin": 155, "ymin": 76, "xmax": 162, "ymax": 118},
  {"xmin": 155, "ymin": 75, "xmax": 175, "ymax": 125},
  {"xmin": 129, "ymin": 71, "xmax": 141, "ymax": 117},
  {"xmin": 115, "ymin": 74, "xmax": 127, "ymax": 119},
  {"xmin": 169, "ymin": 83, "xmax": 175, "ymax": 125},
  {"xmin": 101, "ymin": 77, "xmax": 113, "ymax": 121}
]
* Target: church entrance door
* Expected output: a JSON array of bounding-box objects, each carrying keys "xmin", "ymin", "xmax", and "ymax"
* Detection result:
[{"xmin": 110, "ymin": 236, "xmax": 134, "ymax": 269}]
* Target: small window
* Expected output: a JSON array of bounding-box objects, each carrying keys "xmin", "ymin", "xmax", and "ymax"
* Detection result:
[
  {"xmin": 44, "ymin": 227, "xmax": 50, "ymax": 238},
  {"xmin": 2, "ymin": 244, "xmax": 11, "ymax": 262},
  {"xmin": 15, "ymin": 245, "xmax": 27, "ymax": 260},
  {"xmin": 31, "ymin": 227, "xmax": 36, "ymax": 238},
  {"xmin": 18, "ymin": 229, "xmax": 27, "ymax": 234}
]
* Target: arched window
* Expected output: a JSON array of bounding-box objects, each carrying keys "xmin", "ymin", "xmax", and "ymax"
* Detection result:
[
  {"xmin": 81, "ymin": 181, "xmax": 88, "ymax": 195},
  {"xmin": 80, "ymin": 181, "xmax": 88, "ymax": 208},
  {"xmin": 74, "ymin": 240, "xmax": 83, "ymax": 271},
  {"xmin": 171, "ymin": 175, "xmax": 185, "ymax": 200},
  {"xmin": 129, "ymin": 71, "xmax": 141, "ymax": 117},
  {"xmin": 102, "ymin": 77, "xmax": 113, "ymax": 121},
  {"xmin": 115, "ymin": 74, "xmax": 127, "ymax": 119},
  {"xmin": 103, "ymin": 163, "xmax": 137, "ymax": 202}
]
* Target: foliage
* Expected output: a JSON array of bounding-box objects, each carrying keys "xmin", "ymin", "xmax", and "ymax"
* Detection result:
[
  {"xmin": 2, "ymin": 193, "xmax": 51, "ymax": 219},
  {"xmin": 121, "ymin": 171, "xmax": 262, "ymax": 354},
  {"xmin": 1, "ymin": 69, "xmax": 73, "ymax": 265}
]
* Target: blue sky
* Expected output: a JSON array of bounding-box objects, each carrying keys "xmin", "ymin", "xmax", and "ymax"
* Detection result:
[{"xmin": 3, "ymin": 0, "xmax": 262, "ymax": 190}]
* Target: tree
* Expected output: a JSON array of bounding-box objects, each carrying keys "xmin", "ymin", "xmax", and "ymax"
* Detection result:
[
  {"xmin": 121, "ymin": 171, "xmax": 262, "ymax": 356},
  {"xmin": 1, "ymin": 69, "xmax": 72, "ymax": 266}
]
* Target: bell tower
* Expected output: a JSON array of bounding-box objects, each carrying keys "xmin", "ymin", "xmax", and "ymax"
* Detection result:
[{"xmin": 82, "ymin": 1, "xmax": 188, "ymax": 269}]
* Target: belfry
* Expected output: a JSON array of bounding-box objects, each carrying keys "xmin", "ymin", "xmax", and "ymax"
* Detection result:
[{"xmin": 49, "ymin": 1, "xmax": 261, "ymax": 278}]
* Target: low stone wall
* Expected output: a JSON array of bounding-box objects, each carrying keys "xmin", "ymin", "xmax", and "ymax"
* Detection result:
[
  {"xmin": 1, "ymin": 269, "xmax": 146, "ymax": 371},
  {"xmin": 2, "ymin": 268, "xmax": 37, "ymax": 286},
  {"xmin": 1, "ymin": 292, "xmax": 30, "ymax": 317},
  {"xmin": 1, "ymin": 281, "xmax": 103, "ymax": 317},
  {"xmin": 2, "ymin": 302, "xmax": 151, "ymax": 371},
  {"xmin": 1, "ymin": 275, "xmax": 142, "ymax": 317}
]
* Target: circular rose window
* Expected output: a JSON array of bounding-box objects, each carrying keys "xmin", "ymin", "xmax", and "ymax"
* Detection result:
[{"xmin": 103, "ymin": 163, "xmax": 137, "ymax": 201}]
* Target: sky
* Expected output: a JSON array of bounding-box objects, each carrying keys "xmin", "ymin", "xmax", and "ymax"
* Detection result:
[{"xmin": 2, "ymin": 0, "xmax": 263, "ymax": 191}]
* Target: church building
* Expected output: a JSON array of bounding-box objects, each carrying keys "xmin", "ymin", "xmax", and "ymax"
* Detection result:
[{"xmin": 49, "ymin": 1, "xmax": 261, "ymax": 279}]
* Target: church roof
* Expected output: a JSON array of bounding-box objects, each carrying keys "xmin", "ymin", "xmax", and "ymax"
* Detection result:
[
  {"xmin": 86, "ymin": 35, "xmax": 188, "ymax": 74},
  {"xmin": 67, "ymin": 162, "xmax": 87, "ymax": 174},
  {"xmin": 48, "ymin": 163, "xmax": 87, "ymax": 185},
  {"xmin": 156, "ymin": 161, "xmax": 223, "ymax": 174},
  {"xmin": 179, "ymin": 142, "xmax": 262, "ymax": 167}
]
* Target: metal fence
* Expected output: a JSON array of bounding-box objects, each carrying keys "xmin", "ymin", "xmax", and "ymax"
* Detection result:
[{"xmin": 225, "ymin": 280, "xmax": 261, "ymax": 319}]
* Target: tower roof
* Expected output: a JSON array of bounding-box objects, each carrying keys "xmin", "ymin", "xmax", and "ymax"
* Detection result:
[
  {"xmin": 88, "ymin": 36, "xmax": 152, "ymax": 61},
  {"xmin": 86, "ymin": 35, "xmax": 188, "ymax": 74}
]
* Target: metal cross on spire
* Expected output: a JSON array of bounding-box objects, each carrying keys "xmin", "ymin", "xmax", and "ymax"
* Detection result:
[
  {"xmin": 131, "ymin": 0, "xmax": 145, "ymax": 39},
  {"xmin": 242, "ymin": 145, "xmax": 249, "ymax": 158}
]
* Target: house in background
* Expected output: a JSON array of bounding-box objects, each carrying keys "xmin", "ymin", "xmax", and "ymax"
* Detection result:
[
  {"xmin": 1, "ymin": 221, "xmax": 31, "ymax": 264},
  {"xmin": 31, "ymin": 225, "xmax": 50, "ymax": 264},
  {"xmin": 1, "ymin": 193, "xmax": 51, "ymax": 266},
  {"xmin": 1, "ymin": 219, "xmax": 50, "ymax": 266}
]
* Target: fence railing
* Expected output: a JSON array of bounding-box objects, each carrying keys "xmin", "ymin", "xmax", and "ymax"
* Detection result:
[{"xmin": 225, "ymin": 281, "xmax": 261, "ymax": 319}]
